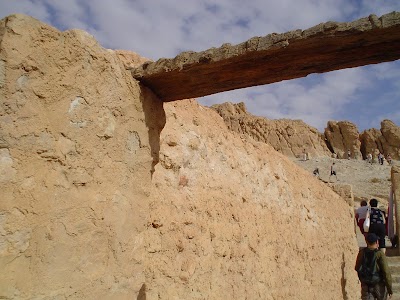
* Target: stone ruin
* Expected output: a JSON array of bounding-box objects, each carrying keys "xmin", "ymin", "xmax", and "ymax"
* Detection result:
[{"xmin": 1, "ymin": 11, "xmax": 400, "ymax": 299}]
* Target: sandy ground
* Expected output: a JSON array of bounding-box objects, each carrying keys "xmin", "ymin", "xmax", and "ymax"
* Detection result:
[{"xmin": 290, "ymin": 156, "xmax": 396, "ymax": 204}]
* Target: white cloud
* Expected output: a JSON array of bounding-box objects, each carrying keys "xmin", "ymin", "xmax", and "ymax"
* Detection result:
[{"xmin": 200, "ymin": 67, "xmax": 372, "ymax": 131}]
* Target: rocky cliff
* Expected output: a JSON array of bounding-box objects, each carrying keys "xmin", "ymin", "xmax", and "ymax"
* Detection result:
[
  {"xmin": 211, "ymin": 102, "xmax": 331, "ymax": 158},
  {"xmin": 1, "ymin": 14, "xmax": 360, "ymax": 299},
  {"xmin": 212, "ymin": 102, "xmax": 400, "ymax": 161},
  {"xmin": 360, "ymin": 120, "xmax": 400, "ymax": 160},
  {"xmin": 324, "ymin": 121, "xmax": 362, "ymax": 159}
]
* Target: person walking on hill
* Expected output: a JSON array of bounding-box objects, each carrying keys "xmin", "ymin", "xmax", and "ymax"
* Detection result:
[
  {"xmin": 378, "ymin": 153, "xmax": 384, "ymax": 165},
  {"xmin": 386, "ymin": 154, "xmax": 392, "ymax": 165},
  {"xmin": 355, "ymin": 233, "xmax": 393, "ymax": 299},
  {"xmin": 329, "ymin": 162, "xmax": 338, "ymax": 181},
  {"xmin": 356, "ymin": 200, "xmax": 369, "ymax": 236},
  {"xmin": 369, "ymin": 198, "xmax": 387, "ymax": 254},
  {"xmin": 367, "ymin": 153, "xmax": 373, "ymax": 164},
  {"xmin": 313, "ymin": 167, "xmax": 320, "ymax": 178}
]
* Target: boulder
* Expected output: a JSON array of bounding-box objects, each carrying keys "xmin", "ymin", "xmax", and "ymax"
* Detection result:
[
  {"xmin": 360, "ymin": 120, "xmax": 400, "ymax": 160},
  {"xmin": 381, "ymin": 119, "xmax": 400, "ymax": 159},
  {"xmin": 324, "ymin": 121, "xmax": 362, "ymax": 159}
]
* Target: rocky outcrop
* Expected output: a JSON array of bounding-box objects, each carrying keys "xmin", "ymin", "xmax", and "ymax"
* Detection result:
[
  {"xmin": 381, "ymin": 119, "xmax": 400, "ymax": 159},
  {"xmin": 131, "ymin": 12, "xmax": 400, "ymax": 101},
  {"xmin": 325, "ymin": 121, "xmax": 362, "ymax": 159},
  {"xmin": 211, "ymin": 103, "xmax": 400, "ymax": 162},
  {"xmin": 360, "ymin": 128, "xmax": 382, "ymax": 159},
  {"xmin": 211, "ymin": 102, "xmax": 331, "ymax": 158},
  {"xmin": 360, "ymin": 120, "xmax": 400, "ymax": 160},
  {"xmin": 1, "ymin": 14, "xmax": 360, "ymax": 299}
]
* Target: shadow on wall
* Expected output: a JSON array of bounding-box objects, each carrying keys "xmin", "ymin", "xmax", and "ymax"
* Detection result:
[
  {"xmin": 341, "ymin": 252, "xmax": 350, "ymax": 300},
  {"xmin": 140, "ymin": 86, "xmax": 166, "ymax": 176},
  {"xmin": 137, "ymin": 284, "xmax": 146, "ymax": 300}
]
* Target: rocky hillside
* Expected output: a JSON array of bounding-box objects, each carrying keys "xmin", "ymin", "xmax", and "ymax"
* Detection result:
[
  {"xmin": 212, "ymin": 102, "xmax": 400, "ymax": 160},
  {"xmin": 211, "ymin": 102, "xmax": 331, "ymax": 158}
]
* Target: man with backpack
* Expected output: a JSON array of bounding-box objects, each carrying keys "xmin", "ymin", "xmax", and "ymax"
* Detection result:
[{"xmin": 355, "ymin": 233, "xmax": 393, "ymax": 299}]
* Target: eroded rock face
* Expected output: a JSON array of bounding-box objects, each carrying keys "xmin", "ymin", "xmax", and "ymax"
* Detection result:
[
  {"xmin": 360, "ymin": 128, "xmax": 382, "ymax": 159},
  {"xmin": 147, "ymin": 99, "xmax": 359, "ymax": 299},
  {"xmin": 381, "ymin": 119, "xmax": 400, "ymax": 159},
  {"xmin": 211, "ymin": 102, "xmax": 331, "ymax": 158},
  {"xmin": 0, "ymin": 14, "xmax": 165, "ymax": 299},
  {"xmin": 360, "ymin": 120, "xmax": 400, "ymax": 159},
  {"xmin": 325, "ymin": 121, "xmax": 362, "ymax": 159}
]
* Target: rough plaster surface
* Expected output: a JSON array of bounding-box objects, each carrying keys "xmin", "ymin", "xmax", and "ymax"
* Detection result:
[
  {"xmin": 1, "ymin": 14, "xmax": 361, "ymax": 299},
  {"xmin": 0, "ymin": 14, "xmax": 164, "ymax": 299},
  {"xmin": 147, "ymin": 99, "xmax": 360, "ymax": 299}
]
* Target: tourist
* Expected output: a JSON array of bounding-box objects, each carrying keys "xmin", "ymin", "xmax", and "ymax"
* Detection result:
[
  {"xmin": 312, "ymin": 167, "xmax": 320, "ymax": 178},
  {"xmin": 355, "ymin": 233, "xmax": 393, "ymax": 299},
  {"xmin": 329, "ymin": 162, "xmax": 338, "ymax": 181},
  {"xmin": 348, "ymin": 149, "xmax": 351, "ymax": 159},
  {"xmin": 378, "ymin": 153, "xmax": 384, "ymax": 165},
  {"xmin": 369, "ymin": 198, "xmax": 387, "ymax": 253},
  {"xmin": 387, "ymin": 154, "xmax": 392, "ymax": 165},
  {"xmin": 367, "ymin": 153, "xmax": 373, "ymax": 164},
  {"xmin": 302, "ymin": 148, "xmax": 308, "ymax": 161},
  {"xmin": 355, "ymin": 200, "xmax": 369, "ymax": 236}
]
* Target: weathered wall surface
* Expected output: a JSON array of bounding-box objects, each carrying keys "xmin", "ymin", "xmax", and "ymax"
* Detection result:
[
  {"xmin": 1, "ymin": 14, "xmax": 361, "ymax": 300},
  {"xmin": 0, "ymin": 14, "xmax": 165, "ymax": 299},
  {"xmin": 147, "ymin": 99, "xmax": 359, "ymax": 299},
  {"xmin": 211, "ymin": 102, "xmax": 331, "ymax": 158}
]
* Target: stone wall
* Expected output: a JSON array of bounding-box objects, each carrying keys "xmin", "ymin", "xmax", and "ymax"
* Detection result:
[
  {"xmin": 147, "ymin": 99, "xmax": 359, "ymax": 299},
  {"xmin": 1, "ymin": 14, "xmax": 360, "ymax": 299},
  {"xmin": 0, "ymin": 14, "xmax": 165, "ymax": 299}
]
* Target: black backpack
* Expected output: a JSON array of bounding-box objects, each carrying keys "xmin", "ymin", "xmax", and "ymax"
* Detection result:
[{"xmin": 357, "ymin": 249, "xmax": 381, "ymax": 285}]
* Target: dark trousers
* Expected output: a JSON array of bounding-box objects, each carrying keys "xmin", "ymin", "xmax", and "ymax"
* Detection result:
[
  {"xmin": 369, "ymin": 223, "xmax": 386, "ymax": 249},
  {"xmin": 361, "ymin": 282, "xmax": 388, "ymax": 299}
]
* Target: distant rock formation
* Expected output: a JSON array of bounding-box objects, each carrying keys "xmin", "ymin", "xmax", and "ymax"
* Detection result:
[
  {"xmin": 212, "ymin": 102, "xmax": 400, "ymax": 161},
  {"xmin": 211, "ymin": 102, "xmax": 331, "ymax": 158},
  {"xmin": 360, "ymin": 120, "xmax": 400, "ymax": 159},
  {"xmin": 324, "ymin": 121, "xmax": 362, "ymax": 159}
]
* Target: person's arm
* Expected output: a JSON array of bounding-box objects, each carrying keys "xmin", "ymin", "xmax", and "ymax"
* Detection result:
[
  {"xmin": 381, "ymin": 210, "xmax": 386, "ymax": 224},
  {"xmin": 378, "ymin": 252, "xmax": 393, "ymax": 295},
  {"xmin": 355, "ymin": 249, "xmax": 363, "ymax": 271}
]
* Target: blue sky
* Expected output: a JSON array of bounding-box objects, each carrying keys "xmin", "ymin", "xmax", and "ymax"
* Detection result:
[{"xmin": 1, "ymin": 0, "xmax": 399, "ymax": 132}]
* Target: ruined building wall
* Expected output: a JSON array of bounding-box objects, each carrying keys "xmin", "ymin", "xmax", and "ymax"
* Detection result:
[
  {"xmin": 0, "ymin": 15, "xmax": 165, "ymax": 299},
  {"xmin": 147, "ymin": 99, "xmax": 360, "ymax": 299},
  {"xmin": 1, "ymin": 14, "xmax": 360, "ymax": 299}
]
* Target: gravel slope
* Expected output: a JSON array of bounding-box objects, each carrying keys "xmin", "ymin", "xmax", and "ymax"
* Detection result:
[{"xmin": 290, "ymin": 156, "xmax": 396, "ymax": 207}]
